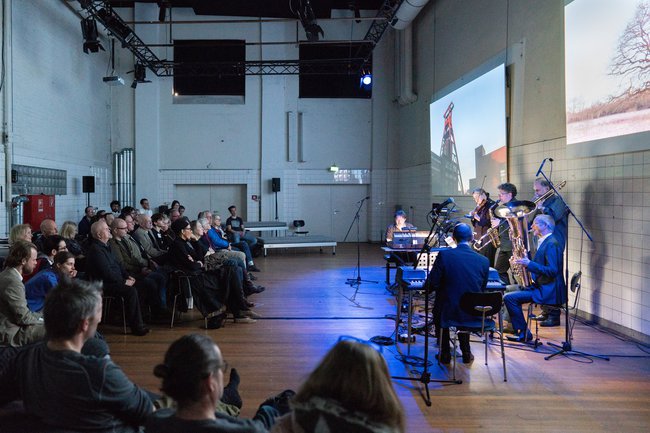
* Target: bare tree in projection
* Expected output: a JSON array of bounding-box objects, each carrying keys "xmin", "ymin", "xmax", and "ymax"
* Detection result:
[{"xmin": 609, "ymin": 1, "xmax": 650, "ymax": 99}]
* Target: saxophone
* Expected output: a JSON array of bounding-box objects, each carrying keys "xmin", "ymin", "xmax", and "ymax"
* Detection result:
[
  {"xmin": 505, "ymin": 207, "xmax": 534, "ymax": 287},
  {"xmin": 473, "ymin": 201, "xmax": 501, "ymax": 251}
]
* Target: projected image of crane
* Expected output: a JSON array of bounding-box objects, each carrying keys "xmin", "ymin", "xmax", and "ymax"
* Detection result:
[{"xmin": 439, "ymin": 102, "xmax": 463, "ymax": 194}]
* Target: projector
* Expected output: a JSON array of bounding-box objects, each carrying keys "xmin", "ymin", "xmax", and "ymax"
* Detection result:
[{"xmin": 103, "ymin": 75, "xmax": 125, "ymax": 86}]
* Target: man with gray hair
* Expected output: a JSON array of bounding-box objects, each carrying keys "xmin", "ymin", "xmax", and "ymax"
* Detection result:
[
  {"xmin": 504, "ymin": 214, "xmax": 567, "ymax": 342},
  {"xmin": 0, "ymin": 278, "xmax": 154, "ymax": 431}
]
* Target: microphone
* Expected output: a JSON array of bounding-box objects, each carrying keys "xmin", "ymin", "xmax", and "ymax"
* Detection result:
[
  {"xmin": 356, "ymin": 196, "xmax": 370, "ymax": 203},
  {"xmin": 434, "ymin": 197, "xmax": 454, "ymax": 213}
]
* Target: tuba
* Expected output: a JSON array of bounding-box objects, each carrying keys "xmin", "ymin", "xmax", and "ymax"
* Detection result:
[{"xmin": 494, "ymin": 200, "xmax": 536, "ymax": 287}]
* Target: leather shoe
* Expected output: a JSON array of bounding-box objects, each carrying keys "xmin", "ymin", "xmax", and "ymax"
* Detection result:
[
  {"xmin": 248, "ymin": 264, "xmax": 261, "ymax": 272},
  {"xmin": 533, "ymin": 313, "xmax": 548, "ymax": 322},
  {"xmin": 506, "ymin": 331, "xmax": 533, "ymax": 343},
  {"xmin": 132, "ymin": 327, "xmax": 150, "ymax": 336},
  {"xmin": 435, "ymin": 352, "xmax": 451, "ymax": 364},
  {"xmin": 540, "ymin": 317, "xmax": 561, "ymax": 327},
  {"xmin": 462, "ymin": 352, "xmax": 475, "ymax": 364},
  {"xmin": 240, "ymin": 309, "xmax": 261, "ymax": 319}
]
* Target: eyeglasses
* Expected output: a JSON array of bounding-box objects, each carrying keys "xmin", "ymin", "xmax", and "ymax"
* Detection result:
[
  {"xmin": 216, "ymin": 360, "xmax": 228, "ymax": 373},
  {"xmin": 182, "ymin": 227, "xmax": 192, "ymax": 231},
  {"xmin": 115, "ymin": 226, "xmax": 128, "ymax": 230}
]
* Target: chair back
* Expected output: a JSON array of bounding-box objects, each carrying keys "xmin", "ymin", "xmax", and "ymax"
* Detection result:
[{"xmin": 459, "ymin": 291, "xmax": 503, "ymax": 317}]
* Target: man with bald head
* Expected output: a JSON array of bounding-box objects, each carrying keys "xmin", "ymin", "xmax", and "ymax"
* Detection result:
[
  {"xmin": 425, "ymin": 223, "xmax": 490, "ymax": 364},
  {"xmin": 33, "ymin": 219, "xmax": 58, "ymax": 253},
  {"xmin": 85, "ymin": 220, "xmax": 149, "ymax": 336}
]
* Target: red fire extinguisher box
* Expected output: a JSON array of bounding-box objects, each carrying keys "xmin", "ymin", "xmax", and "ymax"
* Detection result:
[{"xmin": 23, "ymin": 194, "xmax": 55, "ymax": 230}]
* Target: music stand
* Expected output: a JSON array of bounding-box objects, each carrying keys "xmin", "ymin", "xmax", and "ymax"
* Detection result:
[
  {"xmin": 535, "ymin": 167, "xmax": 609, "ymax": 362},
  {"xmin": 392, "ymin": 206, "xmax": 461, "ymax": 407},
  {"xmin": 343, "ymin": 197, "xmax": 376, "ymax": 307}
]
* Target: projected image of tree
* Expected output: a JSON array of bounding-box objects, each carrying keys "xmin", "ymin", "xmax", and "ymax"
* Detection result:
[{"xmin": 566, "ymin": 0, "xmax": 650, "ymax": 145}]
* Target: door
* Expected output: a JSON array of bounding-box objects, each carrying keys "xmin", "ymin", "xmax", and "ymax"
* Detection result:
[
  {"xmin": 175, "ymin": 184, "xmax": 247, "ymax": 220},
  {"xmin": 297, "ymin": 184, "xmax": 369, "ymax": 242}
]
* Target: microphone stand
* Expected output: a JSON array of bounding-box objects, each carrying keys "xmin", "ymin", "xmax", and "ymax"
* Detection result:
[
  {"xmin": 392, "ymin": 207, "xmax": 461, "ymax": 407},
  {"xmin": 536, "ymin": 168, "xmax": 609, "ymax": 362},
  {"xmin": 343, "ymin": 197, "xmax": 376, "ymax": 307}
]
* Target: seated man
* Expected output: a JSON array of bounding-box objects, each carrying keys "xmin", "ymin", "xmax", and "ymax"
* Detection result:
[
  {"xmin": 133, "ymin": 213, "xmax": 169, "ymax": 264},
  {"xmin": 32, "ymin": 218, "xmax": 58, "ymax": 256},
  {"xmin": 504, "ymin": 214, "xmax": 566, "ymax": 342},
  {"xmin": 0, "ymin": 279, "xmax": 154, "ymax": 431},
  {"xmin": 108, "ymin": 218, "xmax": 169, "ymax": 321},
  {"xmin": 23, "ymin": 235, "xmax": 68, "ymax": 283},
  {"xmin": 85, "ymin": 220, "xmax": 149, "ymax": 336},
  {"xmin": 425, "ymin": 223, "xmax": 489, "ymax": 364},
  {"xmin": 209, "ymin": 214, "xmax": 259, "ymax": 272},
  {"xmin": 78, "ymin": 206, "xmax": 95, "ymax": 239},
  {"xmin": 225, "ymin": 205, "xmax": 258, "ymax": 250},
  {"xmin": 0, "ymin": 241, "xmax": 45, "ymax": 347}
]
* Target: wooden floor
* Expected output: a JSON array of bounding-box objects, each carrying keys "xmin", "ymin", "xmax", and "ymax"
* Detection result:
[{"xmin": 103, "ymin": 244, "xmax": 650, "ymax": 433}]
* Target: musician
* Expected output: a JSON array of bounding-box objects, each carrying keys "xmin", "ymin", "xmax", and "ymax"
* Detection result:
[
  {"xmin": 534, "ymin": 178, "xmax": 568, "ymax": 248},
  {"xmin": 492, "ymin": 183, "xmax": 517, "ymax": 284},
  {"xmin": 503, "ymin": 214, "xmax": 566, "ymax": 342},
  {"xmin": 426, "ymin": 223, "xmax": 489, "ymax": 364},
  {"xmin": 532, "ymin": 178, "xmax": 568, "ymax": 327},
  {"xmin": 469, "ymin": 188, "xmax": 496, "ymax": 265},
  {"xmin": 385, "ymin": 210, "xmax": 414, "ymax": 242}
]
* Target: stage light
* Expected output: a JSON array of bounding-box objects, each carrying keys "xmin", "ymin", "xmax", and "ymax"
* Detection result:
[
  {"xmin": 80, "ymin": 17, "xmax": 105, "ymax": 54},
  {"xmin": 360, "ymin": 72, "xmax": 372, "ymax": 90},
  {"xmin": 130, "ymin": 63, "xmax": 151, "ymax": 89},
  {"xmin": 329, "ymin": 164, "xmax": 339, "ymax": 173}
]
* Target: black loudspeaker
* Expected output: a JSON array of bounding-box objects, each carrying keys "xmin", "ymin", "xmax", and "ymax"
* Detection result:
[
  {"xmin": 82, "ymin": 176, "xmax": 95, "ymax": 193},
  {"xmin": 272, "ymin": 177, "xmax": 281, "ymax": 192}
]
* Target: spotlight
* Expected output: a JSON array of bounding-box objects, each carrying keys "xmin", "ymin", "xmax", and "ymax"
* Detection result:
[
  {"xmin": 298, "ymin": 0, "xmax": 324, "ymax": 42},
  {"xmin": 80, "ymin": 17, "xmax": 105, "ymax": 54},
  {"xmin": 130, "ymin": 63, "xmax": 151, "ymax": 89},
  {"xmin": 360, "ymin": 72, "xmax": 372, "ymax": 90}
]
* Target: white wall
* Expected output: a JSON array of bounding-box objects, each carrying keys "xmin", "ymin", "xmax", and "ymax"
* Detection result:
[{"xmin": 1, "ymin": 0, "xmax": 113, "ymax": 234}]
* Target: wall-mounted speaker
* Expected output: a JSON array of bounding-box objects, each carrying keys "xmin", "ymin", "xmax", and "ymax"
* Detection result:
[
  {"xmin": 272, "ymin": 177, "xmax": 281, "ymax": 192},
  {"xmin": 82, "ymin": 176, "xmax": 95, "ymax": 193}
]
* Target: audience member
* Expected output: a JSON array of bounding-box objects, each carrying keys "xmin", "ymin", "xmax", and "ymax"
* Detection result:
[
  {"xmin": 0, "ymin": 240, "xmax": 45, "ymax": 346},
  {"xmin": 146, "ymin": 334, "xmax": 286, "ymax": 433},
  {"xmin": 25, "ymin": 251, "xmax": 77, "ymax": 312},
  {"xmin": 211, "ymin": 214, "xmax": 259, "ymax": 272},
  {"xmin": 85, "ymin": 220, "xmax": 149, "ymax": 336},
  {"xmin": 168, "ymin": 218, "xmax": 257, "ymax": 325},
  {"xmin": 139, "ymin": 198, "xmax": 153, "ymax": 217},
  {"xmin": 8, "ymin": 224, "xmax": 32, "ymax": 245},
  {"xmin": 226, "ymin": 205, "xmax": 258, "ymax": 250},
  {"xmin": 23, "ymin": 234, "xmax": 67, "ymax": 284},
  {"xmin": 134, "ymin": 213, "xmax": 169, "ymax": 263},
  {"xmin": 0, "ymin": 279, "xmax": 154, "ymax": 431},
  {"xmin": 78, "ymin": 206, "xmax": 95, "ymax": 238},
  {"xmin": 108, "ymin": 218, "xmax": 169, "ymax": 321},
  {"xmin": 110, "ymin": 200, "xmax": 121, "ymax": 216},
  {"xmin": 60, "ymin": 220, "xmax": 85, "ymax": 256},
  {"xmin": 272, "ymin": 339, "xmax": 405, "ymax": 433},
  {"xmin": 33, "ymin": 218, "xmax": 58, "ymax": 253}
]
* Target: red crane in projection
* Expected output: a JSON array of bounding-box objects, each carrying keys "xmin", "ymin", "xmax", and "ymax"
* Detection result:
[{"xmin": 439, "ymin": 102, "xmax": 463, "ymax": 194}]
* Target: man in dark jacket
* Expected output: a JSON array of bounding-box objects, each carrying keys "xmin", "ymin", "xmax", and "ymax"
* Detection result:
[
  {"xmin": 85, "ymin": 220, "xmax": 149, "ymax": 336},
  {"xmin": 426, "ymin": 223, "xmax": 490, "ymax": 364}
]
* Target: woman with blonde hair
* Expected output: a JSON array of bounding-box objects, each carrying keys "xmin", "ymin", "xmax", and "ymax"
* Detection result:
[
  {"xmin": 60, "ymin": 221, "xmax": 84, "ymax": 256},
  {"xmin": 272, "ymin": 339, "xmax": 405, "ymax": 433},
  {"xmin": 9, "ymin": 223, "xmax": 32, "ymax": 245}
]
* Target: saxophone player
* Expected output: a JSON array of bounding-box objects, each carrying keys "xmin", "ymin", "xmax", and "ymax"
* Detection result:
[
  {"xmin": 469, "ymin": 188, "xmax": 497, "ymax": 265},
  {"xmin": 503, "ymin": 214, "xmax": 566, "ymax": 342},
  {"xmin": 532, "ymin": 178, "xmax": 569, "ymax": 327},
  {"xmin": 492, "ymin": 183, "xmax": 518, "ymax": 285}
]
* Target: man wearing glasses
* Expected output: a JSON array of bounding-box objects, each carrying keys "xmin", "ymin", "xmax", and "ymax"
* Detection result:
[{"xmin": 491, "ymin": 182, "xmax": 518, "ymax": 285}]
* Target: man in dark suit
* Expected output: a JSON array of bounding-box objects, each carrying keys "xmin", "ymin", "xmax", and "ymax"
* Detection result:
[
  {"xmin": 426, "ymin": 223, "xmax": 490, "ymax": 364},
  {"xmin": 504, "ymin": 214, "xmax": 566, "ymax": 342},
  {"xmin": 85, "ymin": 220, "xmax": 149, "ymax": 336}
]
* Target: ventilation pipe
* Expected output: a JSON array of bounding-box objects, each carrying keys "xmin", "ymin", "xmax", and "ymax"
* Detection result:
[
  {"xmin": 390, "ymin": 0, "xmax": 430, "ymax": 30},
  {"xmin": 395, "ymin": 26, "xmax": 417, "ymax": 105}
]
